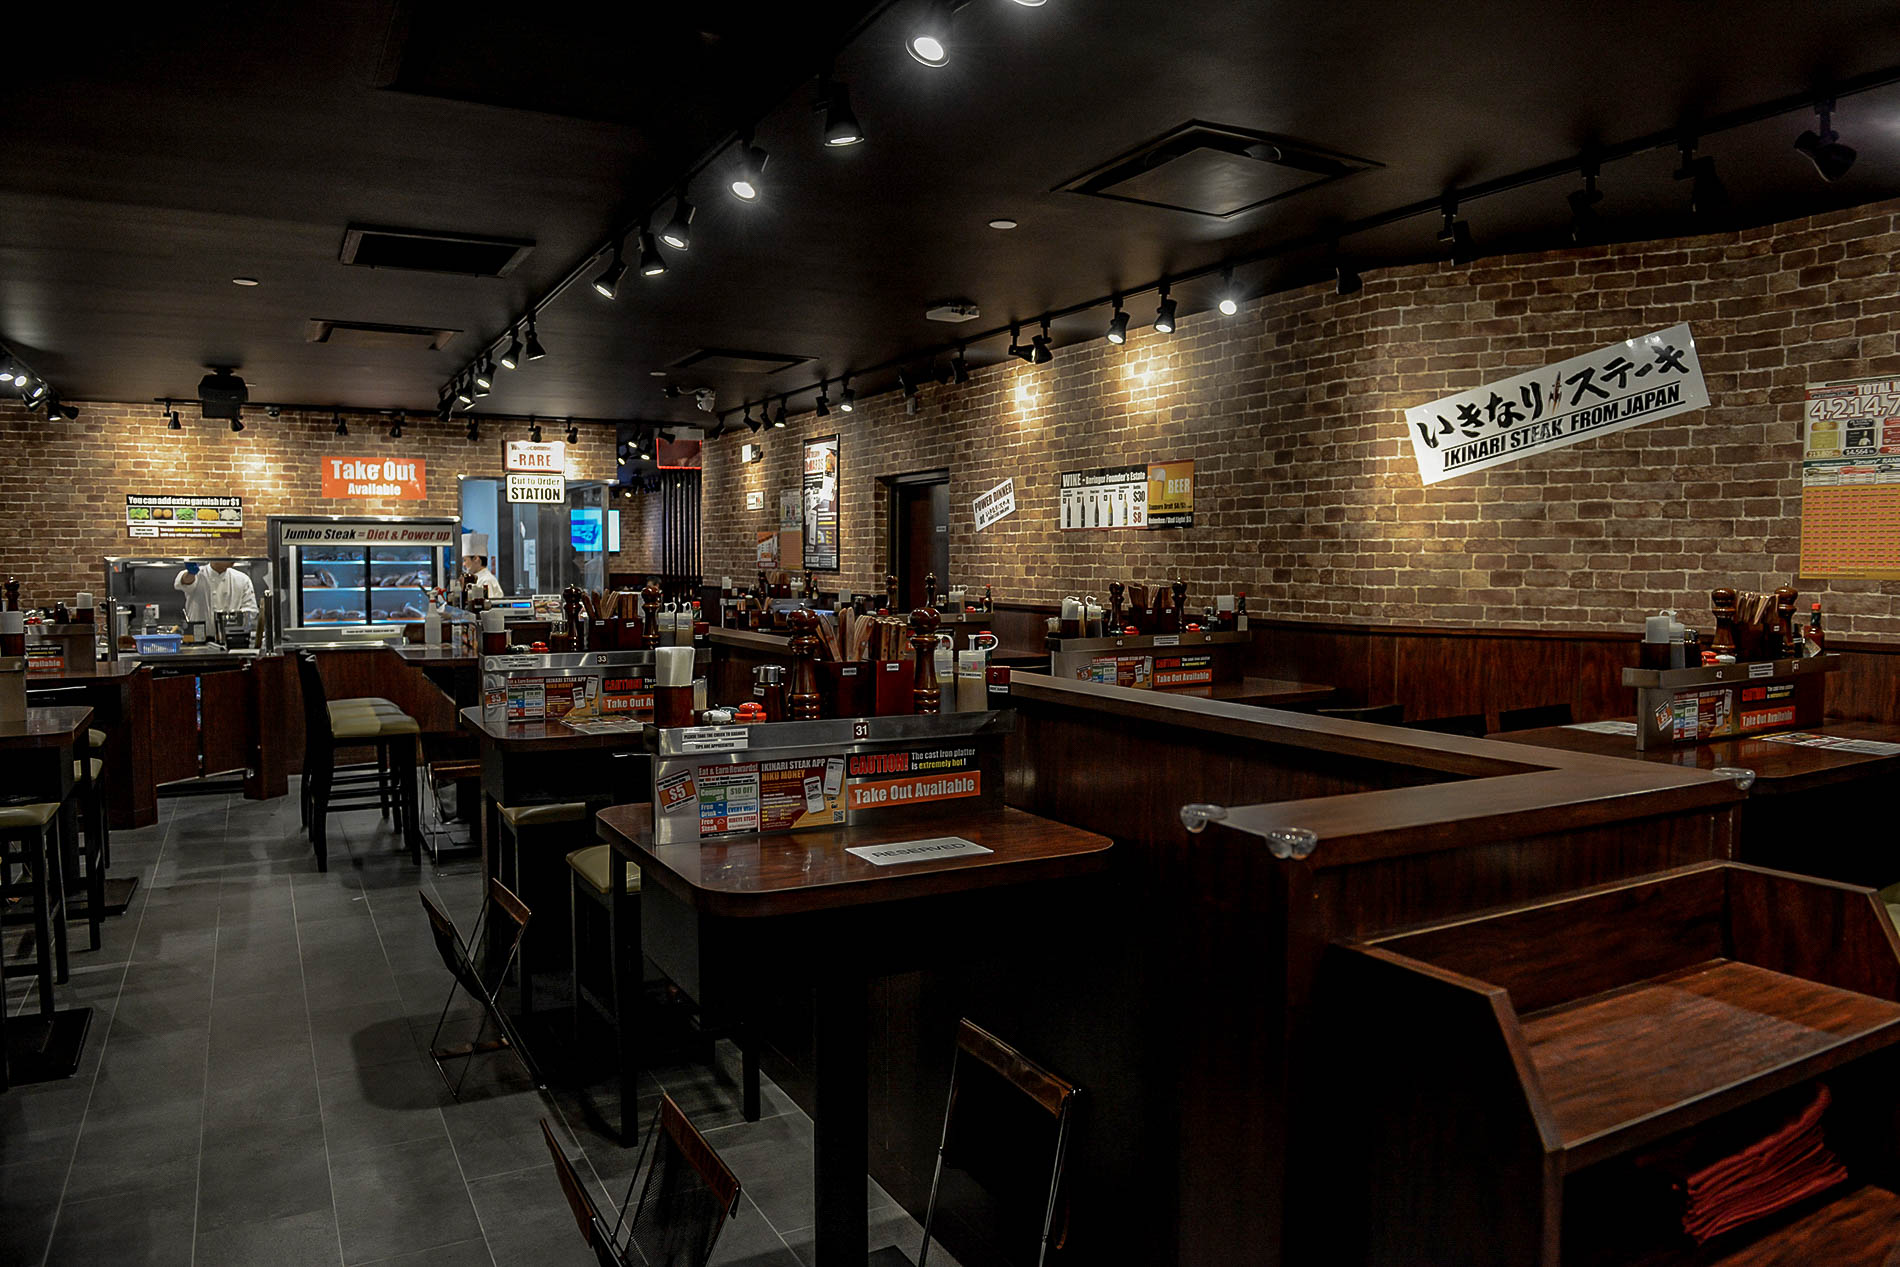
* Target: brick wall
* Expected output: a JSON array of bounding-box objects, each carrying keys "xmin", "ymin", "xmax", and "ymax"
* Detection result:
[
  {"xmin": 0, "ymin": 402, "xmax": 655, "ymax": 606},
  {"xmin": 703, "ymin": 198, "xmax": 1900, "ymax": 637}
]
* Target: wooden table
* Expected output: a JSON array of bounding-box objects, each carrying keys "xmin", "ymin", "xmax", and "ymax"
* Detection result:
[
  {"xmin": 1169, "ymin": 676, "xmax": 1334, "ymax": 708},
  {"xmin": 596, "ymin": 803, "xmax": 1112, "ymax": 1267},
  {"xmin": 0, "ymin": 706, "xmax": 97, "ymax": 1086},
  {"xmin": 391, "ymin": 644, "xmax": 479, "ymax": 706},
  {"xmin": 1492, "ymin": 720, "xmax": 1900, "ymax": 883},
  {"xmin": 26, "ymin": 659, "xmax": 156, "ymax": 828}
]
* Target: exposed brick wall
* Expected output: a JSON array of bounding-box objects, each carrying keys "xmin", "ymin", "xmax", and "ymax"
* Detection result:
[
  {"xmin": 704, "ymin": 199, "xmax": 1900, "ymax": 637},
  {"xmin": 0, "ymin": 402, "xmax": 653, "ymax": 606}
]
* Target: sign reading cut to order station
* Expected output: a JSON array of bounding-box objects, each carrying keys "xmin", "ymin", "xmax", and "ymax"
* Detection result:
[{"xmin": 1403, "ymin": 324, "xmax": 1708, "ymax": 485}]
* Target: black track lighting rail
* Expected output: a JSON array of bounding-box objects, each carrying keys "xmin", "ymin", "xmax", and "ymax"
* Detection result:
[
  {"xmin": 711, "ymin": 62, "xmax": 1900, "ymax": 431},
  {"xmin": 140, "ymin": 400, "xmax": 661, "ymax": 432}
]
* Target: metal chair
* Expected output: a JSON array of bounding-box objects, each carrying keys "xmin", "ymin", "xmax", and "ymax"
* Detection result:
[
  {"xmin": 420, "ymin": 877, "xmax": 542, "ymax": 1096},
  {"xmin": 541, "ymin": 1093, "xmax": 741, "ymax": 1267},
  {"xmin": 915, "ymin": 1019, "xmax": 1082, "ymax": 1267}
]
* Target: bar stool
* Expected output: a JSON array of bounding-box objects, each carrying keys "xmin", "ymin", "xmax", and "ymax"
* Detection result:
[
  {"xmin": 496, "ymin": 801, "xmax": 589, "ymax": 1015},
  {"xmin": 295, "ymin": 653, "xmax": 422, "ymax": 870},
  {"xmin": 0, "ymin": 801, "xmax": 71, "ymax": 1007},
  {"xmin": 67, "ymin": 737, "xmax": 106, "ymax": 950},
  {"xmin": 300, "ymin": 679, "xmax": 407, "ymax": 830}
]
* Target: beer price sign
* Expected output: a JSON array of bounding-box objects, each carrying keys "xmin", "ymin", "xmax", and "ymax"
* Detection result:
[{"xmin": 320, "ymin": 456, "xmax": 427, "ymax": 500}]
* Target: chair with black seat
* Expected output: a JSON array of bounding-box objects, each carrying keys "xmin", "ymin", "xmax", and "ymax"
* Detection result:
[
  {"xmin": 0, "ymin": 801, "xmax": 71, "ymax": 1008},
  {"xmin": 1404, "ymin": 713, "xmax": 1488, "ymax": 738},
  {"xmin": 495, "ymin": 800, "xmax": 590, "ymax": 1015},
  {"xmin": 541, "ymin": 1094, "xmax": 741, "ymax": 1267},
  {"xmin": 421, "ymin": 877, "xmax": 541, "ymax": 1096},
  {"xmin": 1317, "ymin": 704, "xmax": 1405, "ymax": 724},
  {"xmin": 295, "ymin": 652, "xmax": 421, "ymax": 869},
  {"xmin": 1497, "ymin": 702, "xmax": 1574, "ymax": 732},
  {"xmin": 898, "ymin": 1019, "xmax": 1082, "ymax": 1267}
]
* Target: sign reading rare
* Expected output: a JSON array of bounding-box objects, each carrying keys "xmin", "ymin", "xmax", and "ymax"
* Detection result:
[{"xmin": 1404, "ymin": 324, "xmax": 1707, "ymax": 485}]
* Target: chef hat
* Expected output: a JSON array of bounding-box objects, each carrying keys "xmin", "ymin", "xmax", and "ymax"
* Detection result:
[{"xmin": 461, "ymin": 532, "xmax": 490, "ymax": 557}]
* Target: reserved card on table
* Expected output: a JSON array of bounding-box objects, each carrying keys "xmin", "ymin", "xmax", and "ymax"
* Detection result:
[{"xmin": 845, "ymin": 837, "xmax": 994, "ymax": 867}]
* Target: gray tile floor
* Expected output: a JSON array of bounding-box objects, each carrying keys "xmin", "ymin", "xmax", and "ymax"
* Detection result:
[{"xmin": 2, "ymin": 784, "xmax": 957, "ymax": 1266}]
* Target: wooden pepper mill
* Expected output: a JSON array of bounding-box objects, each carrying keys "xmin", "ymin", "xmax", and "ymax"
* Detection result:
[
  {"xmin": 787, "ymin": 607, "xmax": 822, "ymax": 720},
  {"xmin": 909, "ymin": 606, "xmax": 942, "ymax": 714},
  {"xmin": 1108, "ymin": 581, "xmax": 1125, "ymax": 630},
  {"xmin": 1710, "ymin": 588, "xmax": 1738, "ymax": 656},
  {"xmin": 1773, "ymin": 587, "xmax": 1800, "ymax": 658},
  {"xmin": 925, "ymin": 572, "xmax": 938, "ymax": 609},
  {"xmin": 641, "ymin": 582, "xmax": 663, "ymax": 647},
  {"xmin": 886, "ymin": 573, "xmax": 899, "ymax": 612},
  {"xmin": 5, "ymin": 577, "xmax": 20, "ymax": 611}
]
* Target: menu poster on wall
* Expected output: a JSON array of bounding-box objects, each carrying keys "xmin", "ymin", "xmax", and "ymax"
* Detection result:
[
  {"xmin": 320, "ymin": 456, "xmax": 427, "ymax": 500},
  {"xmin": 126, "ymin": 494, "xmax": 243, "ymax": 538},
  {"xmin": 1060, "ymin": 466, "xmax": 1147, "ymax": 530},
  {"xmin": 1799, "ymin": 375, "xmax": 1900, "ymax": 578},
  {"xmin": 779, "ymin": 490, "xmax": 801, "ymax": 531},
  {"xmin": 802, "ymin": 435, "xmax": 841, "ymax": 571},
  {"xmin": 1403, "ymin": 324, "xmax": 1708, "ymax": 485},
  {"xmin": 746, "ymin": 490, "xmax": 765, "ymax": 512},
  {"xmin": 1145, "ymin": 461, "xmax": 1195, "ymax": 528}
]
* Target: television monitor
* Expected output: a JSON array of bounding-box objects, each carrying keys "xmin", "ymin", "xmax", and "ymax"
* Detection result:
[{"xmin": 570, "ymin": 507, "xmax": 603, "ymax": 551}]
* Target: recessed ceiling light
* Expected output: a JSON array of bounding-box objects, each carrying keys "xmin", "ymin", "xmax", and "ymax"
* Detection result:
[
  {"xmin": 988, "ymin": 218, "xmax": 1018, "ymax": 230},
  {"xmin": 232, "ymin": 277, "xmax": 259, "ymax": 286}
]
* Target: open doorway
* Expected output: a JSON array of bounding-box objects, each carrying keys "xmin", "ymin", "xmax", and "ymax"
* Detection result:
[{"xmin": 886, "ymin": 470, "xmax": 949, "ymax": 609}]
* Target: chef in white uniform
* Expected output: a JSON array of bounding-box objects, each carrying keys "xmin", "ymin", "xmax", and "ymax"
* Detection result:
[
  {"xmin": 174, "ymin": 559, "xmax": 258, "ymax": 633},
  {"xmin": 461, "ymin": 533, "xmax": 505, "ymax": 600}
]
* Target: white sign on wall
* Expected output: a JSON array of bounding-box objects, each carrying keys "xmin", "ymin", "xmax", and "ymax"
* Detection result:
[
  {"xmin": 505, "ymin": 440, "xmax": 567, "ymax": 474},
  {"xmin": 506, "ymin": 472, "xmax": 566, "ymax": 504},
  {"xmin": 973, "ymin": 478, "xmax": 1016, "ymax": 532},
  {"xmin": 1403, "ymin": 324, "xmax": 1708, "ymax": 485}
]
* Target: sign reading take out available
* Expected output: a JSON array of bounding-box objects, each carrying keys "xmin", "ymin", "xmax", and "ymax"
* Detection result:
[{"xmin": 320, "ymin": 456, "xmax": 427, "ymax": 500}]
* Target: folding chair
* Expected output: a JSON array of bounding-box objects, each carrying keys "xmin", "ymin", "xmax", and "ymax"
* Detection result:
[
  {"xmin": 420, "ymin": 878, "xmax": 542, "ymax": 1096},
  {"xmin": 542, "ymin": 1093, "xmax": 741, "ymax": 1267},
  {"xmin": 915, "ymin": 1019, "xmax": 1082, "ymax": 1267}
]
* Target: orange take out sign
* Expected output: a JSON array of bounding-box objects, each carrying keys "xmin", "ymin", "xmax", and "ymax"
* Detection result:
[{"xmin": 320, "ymin": 456, "xmax": 427, "ymax": 500}]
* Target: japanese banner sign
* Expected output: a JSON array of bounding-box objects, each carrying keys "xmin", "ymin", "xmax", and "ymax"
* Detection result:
[{"xmin": 1404, "ymin": 324, "xmax": 1707, "ymax": 485}]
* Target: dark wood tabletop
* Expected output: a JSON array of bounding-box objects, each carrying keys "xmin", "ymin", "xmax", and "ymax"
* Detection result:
[
  {"xmin": 25, "ymin": 660, "xmax": 145, "ymax": 682},
  {"xmin": 596, "ymin": 803, "xmax": 1113, "ymax": 918},
  {"xmin": 392, "ymin": 645, "xmax": 477, "ymax": 667},
  {"xmin": 0, "ymin": 706, "xmax": 95, "ymax": 748},
  {"xmin": 458, "ymin": 705, "xmax": 646, "ymax": 750},
  {"xmin": 1490, "ymin": 721, "xmax": 1900, "ymax": 792},
  {"xmin": 1171, "ymin": 676, "xmax": 1334, "ymax": 707}
]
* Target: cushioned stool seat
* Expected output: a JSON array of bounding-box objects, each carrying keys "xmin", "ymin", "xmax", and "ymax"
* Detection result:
[
  {"xmin": 330, "ymin": 696, "xmax": 403, "ymax": 712},
  {"xmin": 565, "ymin": 845, "xmax": 641, "ymax": 895},
  {"xmin": 86, "ymin": 729, "xmax": 107, "ymax": 750},
  {"xmin": 0, "ymin": 802, "xmax": 60, "ymax": 831},
  {"xmin": 500, "ymin": 802, "xmax": 589, "ymax": 830},
  {"xmin": 72, "ymin": 759, "xmax": 105, "ymax": 782},
  {"xmin": 331, "ymin": 711, "xmax": 421, "ymax": 741}
]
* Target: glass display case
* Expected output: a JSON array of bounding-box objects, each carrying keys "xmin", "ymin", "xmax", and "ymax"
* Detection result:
[{"xmin": 268, "ymin": 515, "xmax": 458, "ymax": 639}]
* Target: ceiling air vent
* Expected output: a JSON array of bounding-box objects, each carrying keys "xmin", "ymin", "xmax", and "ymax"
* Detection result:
[
  {"xmin": 338, "ymin": 225, "xmax": 533, "ymax": 277},
  {"xmin": 670, "ymin": 348, "xmax": 812, "ymax": 376},
  {"xmin": 305, "ymin": 320, "xmax": 460, "ymax": 351},
  {"xmin": 1058, "ymin": 121, "xmax": 1379, "ymax": 219}
]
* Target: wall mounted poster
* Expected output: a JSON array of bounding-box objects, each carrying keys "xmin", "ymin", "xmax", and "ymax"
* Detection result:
[
  {"xmin": 1060, "ymin": 466, "xmax": 1147, "ymax": 529},
  {"xmin": 1403, "ymin": 324, "xmax": 1708, "ymax": 485},
  {"xmin": 126, "ymin": 494, "xmax": 243, "ymax": 538},
  {"xmin": 1146, "ymin": 460, "xmax": 1195, "ymax": 528},
  {"xmin": 1799, "ymin": 375, "xmax": 1900, "ymax": 578},
  {"xmin": 803, "ymin": 435, "xmax": 840, "ymax": 571}
]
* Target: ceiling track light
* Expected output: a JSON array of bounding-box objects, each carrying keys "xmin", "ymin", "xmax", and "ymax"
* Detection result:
[
  {"xmin": 525, "ymin": 314, "xmax": 547, "ymax": 361},
  {"xmin": 1673, "ymin": 137, "xmax": 1728, "ymax": 217},
  {"xmin": 565, "ymin": 421, "xmax": 579, "ymax": 445},
  {"xmin": 730, "ymin": 138, "xmax": 768, "ymax": 202},
  {"xmin": 499, "ymin": 326, "xmax": 523, "ymax": 370},
  {"xmin": 164, "ymin": 398, "xmax": 182, "ymax": 431},
  {"xmin": 773, "ymin": 398, "xmax": 789, "ymax": 428},
  {"xmin": 1007, "ymin": 321, "xmax": 1033, "ymax": 362},
  {"xmin": 529, "ymin": 417, "xmax": 543, "ymax": 443},
  {"xmin": 389, "ymin": 414, "xmax": 404, "ymax": 440},
  {"xmin": 1031, "ymin": 318, "xmax": 1053, "ymax": 364},
  {"xmin": 1796, "ymin": 97, "xmax": 1857, "ymax": 182},
  {"xmin": 1153, "ymin": 283, "xmax": 1177, "ymax": 335},
  {"xmin": 1568, "ymin": 157, "xmax": 1604, "ymax": 244},
  {"xmin": 1217, "ymin": 267, "xmax": 1241, "ymax": 316},
  {"xmin": 898, "ymin": 369, "xmax": 918, "ymax": 397},
  {"xmin": 454, "ymin": 375, "xmax": 473, "ymax": 407},
  {"xmin": 745, "ymin": 403, "xmax": 761, "ymax": 433},
  {"xmin": 333, "ymin": 412, "xmax": 349, "ymax": 437},
  {"xmin": 638, "ymin": 224, "xmax": 667, "ymax": 277},
  {"xmin": 840, "ymin": 378, "xmax": 855, "ymax": 413},
  {"xmin": 906, "ymin": 394, "xmax": 921, "ymax": 416},
  {"xmin": 1437, "ymin": 196, "xmax": 1476, "ymax": 264},
  {"xmin": 230, "ymin": 414, "xmax": 245, "ymax": 434},
  {"xmin": 1106, "ymin": 297, "xmax": 1129, "ymax": 344},
  {"xmin": 473, "ymin": 358, "xmax": 494, "ymax": 391},
  {"xmin": 815, "ymin": 382, "xmax": 831, "ymax": 416},
  {"xmin": 593, "ymin": 237, "xmax": 628, "ymax": 298},
  {"xmin": 1334, "ymin": 258, "xmax": 1363, "ymax": 297},
  {"xmin": 908, "ymin": 0, "xmax": 956, "ymax": 67},
  {"xmin": 952, "ymin": 349, "xmax": 970, "ymax": 384},
  {"xmin": 659, "ymin": 191, "xmax": 695, "ymax": 251},
  {"xmin": 819, "ymin": 78, "xmax": 864, "ymax": 147},
  {"xmin": 466, "ymin": 420, "xmax": 481, "ymax": 442}
]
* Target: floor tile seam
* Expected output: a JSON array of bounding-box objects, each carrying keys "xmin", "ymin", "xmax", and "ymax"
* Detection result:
[
  {"xmin": 287, "ymin": 871, "xmax": 353, "ymax": 1267},
  {"xmin": 35, "ymin": 815, "xmax": 176, "ymax": 1267}
]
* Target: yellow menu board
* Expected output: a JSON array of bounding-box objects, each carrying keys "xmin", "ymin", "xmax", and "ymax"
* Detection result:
[
  {"xmin": 1801, "ymin": 377, "xmax": 1900, "ymax": 579},
  {"xmin": 1145, "ymin": 460, "xmax": 1195, "ymax": 528}
]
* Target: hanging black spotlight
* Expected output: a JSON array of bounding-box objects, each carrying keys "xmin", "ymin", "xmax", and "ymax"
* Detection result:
[
  {"xmin": 466, "ymin": 419, "xmax": 481, "ymax": 442},
  {"xmin": 745, "ymin": 403, "xmax": 761, "ymax": 433},
  {"xmin": 500, "ymin": 326, "xmax": 524, "ymax": 370},
  {"xmin": 951, "ymin": 349, "xmax": 971, "ymax": 384},
  {"xmin": 1335, "ymin": 261, "xmax": 1363, "ymax": 297},
  {"xmin": 333, "ymin": 412, "xmax": 349, "ymax": 437},
  {"xmin": 639, "ymin": 224, "xmax": 667, "ymax": 277},
  {"xmin": 529, "ymin": 418, "xmax": 543, "ymax": 443},
  {"xmin": 1216, "ymin": 267, "xmax": 1241, "ymax": 316},
  {"xmin": 593, "ymin": 237, "xmax": 628, "ymax": 298},
  {"xmin": 524, "ymin": 315, "xmax": 547, "ymax": 361},
  {"xmin": 472, "ymin": 375, "xmax": 491, "ymax": 400},
  {"xmin": 1007, "ymin": 322, "xmax": 1034, "ymax": 362},
  {"xmin": 230, "ymin": 413, "xmax": 245, "ymax": 434},
  {"xmin": 819, "ymin": 78, "xmax": 865, "ymax": 147},
  {"xmin": 389, "ymin": 413, "xmax": 405, "ymax": 440},
  {"xmin": 815, "ymin": 382, "xmax": 831, "ymax": 416},
  {"xmin": 840, "ymin": 378, "xmax": 856, "ymax": 413},
  {"xmin": 898, "ymin": 369, "xmax": 918, "ymax": 397},
  {"xmin": 1106, "ymin": 297, "xmax": 1130, "ymax": 344},
  {"xmin": 1438, "ymin": 195, "xmax": 1476, "ymax": 263},
  {"xmin": 1795, "ymin": 98, "xmax": 1857, "ymax": 182},
  {"xmin": 473, "ymin": 358, "xmax": 494, "ymax": 391},
  {"xmin": 1153, "ymin": 283, "xmax": 1177, "ymax": 335},
  {"xmin": 661, "ymin": 192, "xmax": 695, "ymax": 251},
  {"xmin": 773, "ymin": 398, "xmax": 789, "ymax": 428},
  {"xmin": 908, "ymin": 0, "xmax": 954, "ymax": 67},
  {"xmin": 565, "ymin": 420, "xmax": 579, "ymax": 445},
  {"xmin": 1031, "ymin": 318, "xmax": 1054, "ymax": 364},
  {"xmin": 454, "ymin": 375, "xmax": 473, "ymax": 407},
  {"xmin": 1674, "ymin": 138, "xmax": 1728, "ymax": 216},
  {"xmin": 165, "ymin": 398, "xmax": 182, "ymax": 431},
  {"xmin": 1568, "ymin": 158, "xmax": 1604, "ymax": 244},
  {"xmin": 730, "ymin": 139, "xmax": 768, "ymax": 202}
]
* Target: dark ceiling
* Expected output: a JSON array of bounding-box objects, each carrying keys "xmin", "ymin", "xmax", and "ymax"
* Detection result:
[{"xmin": 8, "ymin": 0, "xmax": 1900, "ymax": 431}]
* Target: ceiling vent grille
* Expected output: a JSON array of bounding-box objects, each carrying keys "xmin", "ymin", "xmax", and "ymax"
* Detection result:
[
  {"xmin": 338, "ymin": 225, "xmax": 533, "ymax": 277},
  {"xmin": 1058, "ymin": 121, "xmax": 1379, "ymax": 219},
  {"xmin": 670, "ymin": 348, "xmax": 812, "ymax": 376},
  {"xmin": 305, "ymin": 319, "xmax": 461, "ymax": 351}
]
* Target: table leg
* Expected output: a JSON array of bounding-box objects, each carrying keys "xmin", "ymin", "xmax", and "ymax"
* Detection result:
[
  {"xmin": 812, "ymin": 971, "xmax": 870, "ymax": 1267},
  {"xmin": 611, "ymin": 849, "xmax": 639, "ymax": 1145}
]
